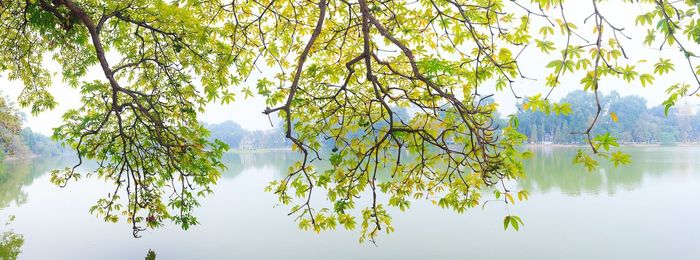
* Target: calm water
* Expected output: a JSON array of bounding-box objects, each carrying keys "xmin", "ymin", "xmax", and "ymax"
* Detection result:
[{"xmin": 1, "ymin": 147, "xmax": 699, "ymax": 259}]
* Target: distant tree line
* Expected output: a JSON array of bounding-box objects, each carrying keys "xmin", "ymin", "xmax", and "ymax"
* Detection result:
[
  {"xmin": 19, "ymin": 128, "xmax": 65, "ymax": 156},
  {"xmin": 0, "ymin": 128, "xmax": 67, "ymax": 158},
  {"xmin": 516, "ymin": 90, "xmax": 697, "ymax": 145},
  {"xmin": 205, "ymin": 108, "xmax": 413, "ymax": 150},
  {"xmin": 210, "ymin": 94, "xmax": 700, "ymax": 149},
  {"xmin": 4, "ymin": 119, "xmax": 290, "ymax": 157},
  {"xmin": 206, "ymin": 121, "xmax": 291, "ymax": 150},
  {"xmin": 6, "ymin": 90, "xmax": 696, "ymax": 157},
  {"xmin": 0, "ymin": 93, "xmax": 66, "ymax": 158}
]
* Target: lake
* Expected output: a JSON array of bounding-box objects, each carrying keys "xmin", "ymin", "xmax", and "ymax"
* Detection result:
[{"xmin": 1, "ymin": 146, "xmax": 699, "ymax": 259}]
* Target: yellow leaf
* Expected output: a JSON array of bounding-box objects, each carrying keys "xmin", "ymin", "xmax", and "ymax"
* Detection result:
[
  {"xmin": 505, "ymin": 193, "xmax": 515, "ymax": 204},
  {"xmin": 610, "ymin": 112, "xmax": 618, "ymax": 123}
]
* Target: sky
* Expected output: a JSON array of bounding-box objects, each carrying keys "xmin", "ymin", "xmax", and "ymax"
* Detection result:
[{"xmin": 1, "ymin": 1, "xmax": 698, "ymax": 136}]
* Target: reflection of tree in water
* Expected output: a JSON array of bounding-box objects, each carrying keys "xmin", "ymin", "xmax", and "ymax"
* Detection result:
[
  {"xmin": 220, "ymin": 151, "xmax": 300, "ymax": 179},
  {"xmin": 0, "ymin": 157, "xmax": 74, "ymax": 259},
  {"xmin": 223, "ymin": 150, "xmax": 404, "ymax": 181},
  {"xmin": 0, "ymin": 156, "xmax": 72, "ymax": 209},
  {"xmin": 0, "ymin": 217, "xmax": 24, "ymax": 260},
  {"xmin": 221, "ymin": 147, "xmax": 698, "ymax": 195},
  {"xmin": 518, "ymin": 147, "xmax": 699, "ymax": 195}
]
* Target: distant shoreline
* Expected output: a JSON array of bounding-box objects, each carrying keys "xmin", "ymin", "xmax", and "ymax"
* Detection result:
[
  {"xmin": 228, "ymin": 143, "xmax": 700, "ymax": 152},
  {"xmin": 6, "ymin": 143, "xmax": 699, "ymax": 162},
  {"xmin": 3, "ymin": 154, "xmax": 40, "ymax": 161},
  {"xmin": 522, "ymin": 143, "xmax": 700, "ymax": 148},
  {"xmin": 2, "ymin": 152, "xmax": 73, "ymax": 162},
  {"xmin": 226, "ymin": 147, "xmax": 293, "ymax": 154}
]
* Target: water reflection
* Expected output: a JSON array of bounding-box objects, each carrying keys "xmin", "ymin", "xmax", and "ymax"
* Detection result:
[
  {"xmin": 220, "ymin": 151, "xmax": 299, "ymax": 179},
  {"xmin": 0, "ymin": 148, "xmax": 696, "ymax": 212},
  {"xmin": 0, "ymin": 157, "xmax": 70, "ymax": 209},
  {"xmin": 0, "ymin": 148, "xmax": 698, "ymax": 259},
  {"xmin": 518, "ymin": 146, "xmax": 700, "ymax": 195},
  {"xmin": 218, "ymin": 147, "xmax": 700, "ymax": 197}
]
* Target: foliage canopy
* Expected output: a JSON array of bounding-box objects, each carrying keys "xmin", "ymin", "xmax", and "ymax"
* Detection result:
[
  {"xmin": 0, "ymin": 95, "xmax": 22, "ymax": 154},
  {"xmin": 1, "ymin": 0, "xmax": 700, "ymax": 241}
]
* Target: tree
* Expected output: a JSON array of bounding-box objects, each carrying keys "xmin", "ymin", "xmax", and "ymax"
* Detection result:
[
  {"xmin": 0, "ymin": 217, "xmax": 23, "ymax": 260},
  {"xmin": 19, "ymin": 128, "xmax": 66, "ymax": 156},
  {"xmin": 1, "ymin": 0, "xmax": 699, "ymax": 241},
  {"xmin": 530, "ymin": 124, "xmax": 539, "ymax": 143},
  {"xmin": 0, "ymin": 94, "xmax": 22, "ymax": 156},
  {"xmin": 0, "ymin": 0, "xmax": 232, "ymax": 237},
  {"xmin": 144, "ymin": 249, "xmax": 156, "ymax": 260},
  {"xmin": 206, "ymin": 121, "xmax": 247, "ymax": 148}
]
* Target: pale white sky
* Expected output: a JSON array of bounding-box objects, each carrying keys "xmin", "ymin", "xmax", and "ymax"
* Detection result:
[{"xmin": 1, "ymin": 1, "xmax": 697, "ymax": 136}]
